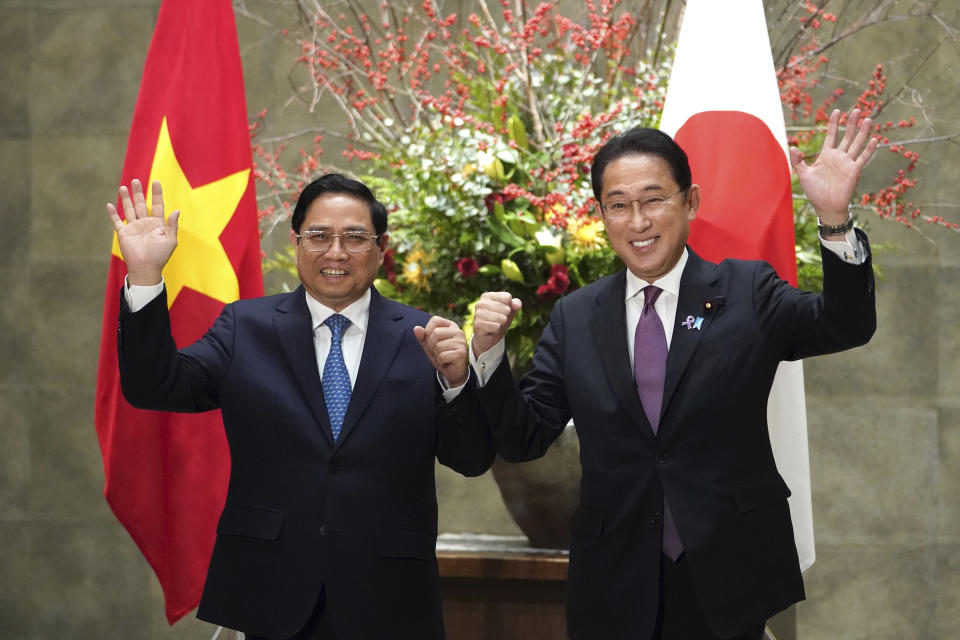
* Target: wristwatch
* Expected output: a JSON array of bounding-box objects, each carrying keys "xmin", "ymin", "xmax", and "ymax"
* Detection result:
[{"xmin": 817, "ymin": 212, "xmax": 855, "ymax": 236}]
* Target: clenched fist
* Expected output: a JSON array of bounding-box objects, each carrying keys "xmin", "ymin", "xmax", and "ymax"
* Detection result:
[
  {"xmin": 414, "ymin": 317, "xmax": 470, "ymax": 387},
  {"xmin": 472, "ymin": 291, "xmax": 522, "ymax": 358}
]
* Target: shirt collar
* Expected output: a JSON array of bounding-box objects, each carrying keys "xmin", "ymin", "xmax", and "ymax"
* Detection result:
[
  {"xmin": 624, "ymin": 247, "xmax": 689, "ymax": 302},
  {"xmin": 304, "ymin": 288, "xmax": 371, "ymax": 334}
]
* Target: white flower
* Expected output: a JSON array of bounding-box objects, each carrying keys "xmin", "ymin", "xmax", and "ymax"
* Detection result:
[{"xmin": 535, "ymin": 227, "xmax": 562, "ymax": 249}]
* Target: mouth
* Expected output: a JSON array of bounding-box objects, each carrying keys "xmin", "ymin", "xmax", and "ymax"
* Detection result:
[
  {"xmin": 321, "ymin": 268, "xmax": 347, "ymax": 277},
  {"xmin": 630, "ymin": 237, "xmax": 656, "ymax": 249}
]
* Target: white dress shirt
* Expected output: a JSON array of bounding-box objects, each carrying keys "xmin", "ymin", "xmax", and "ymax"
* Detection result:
[{"xmin": 304, "ymin": 290, "xmax": 370, "ymax": 389}]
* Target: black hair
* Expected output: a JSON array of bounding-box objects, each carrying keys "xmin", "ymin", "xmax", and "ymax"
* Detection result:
[
  {"xmin": 591, "ymin": 128, "xmax": 692, "ymax": 202},
  {"xmin": 291, "ymin": 174, "xmax": 388, "ymax": 244}
]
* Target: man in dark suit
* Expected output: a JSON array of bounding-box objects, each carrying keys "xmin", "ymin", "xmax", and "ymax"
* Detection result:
[
  {"xmin": 106, "ymin": 174, "xmax": 494, "ymax": 639},
  {"xmin": 469, "ymin": 109, "xmax": 878, "ymax": 639}
]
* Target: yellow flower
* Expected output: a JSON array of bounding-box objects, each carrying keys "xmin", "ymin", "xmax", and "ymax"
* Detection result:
[
  {"xmin": 402, "ymin": 247, "xmax": 432, "ymax": 292},
  {"xmin": 569, "ymin": 218, "xmax": 607, "ymax": 249}
]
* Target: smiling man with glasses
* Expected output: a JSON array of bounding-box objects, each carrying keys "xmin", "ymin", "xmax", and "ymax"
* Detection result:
[
  {"xmin": 106, "ymin": 173, "xmax": 494, "ymax": 640},
  {"xmin": 468, "ymin": 110, "xmax": 879, "ymax": 640}
]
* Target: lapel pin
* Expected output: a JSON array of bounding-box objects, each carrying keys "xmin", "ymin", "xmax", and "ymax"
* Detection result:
[
  {"xmin": 703, "ymin": 296, "xmax": 726, "ymax": 314},
  {"xmin": 681, "ymin": 315, "xmax": 704, "ymax": 330}
]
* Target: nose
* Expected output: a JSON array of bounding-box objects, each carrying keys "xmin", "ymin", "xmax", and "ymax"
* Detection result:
[
  {"xmin": 325, "ymin": 235, "xmax": 349, "ymax": 258},
  {"xmin": 626, "ymin": 205, "xmax": 653, "ymax": 230}
]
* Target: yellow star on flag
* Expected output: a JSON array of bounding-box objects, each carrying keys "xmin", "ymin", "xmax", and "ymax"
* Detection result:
[{"xmin": 112, "ymin": 117, "xmax": 250, "ymax": 307}]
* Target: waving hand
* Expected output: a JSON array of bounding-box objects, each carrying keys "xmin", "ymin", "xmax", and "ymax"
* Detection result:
[
  {"xmin": 106, "ymin": 179, "xmax": 179, "ymax": 285},
  {"xmin": 790, "ymin": 108, "xmax": 878, "ymax": 230}
]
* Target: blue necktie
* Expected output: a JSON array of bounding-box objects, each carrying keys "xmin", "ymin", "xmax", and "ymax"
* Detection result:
[
  {"xmin": 322, "ymin": 314, "xmax": 352, "ymax": 441},
  {"xmin": 633, "ymin": 286, "xmax": 683, "ymax": 560}
]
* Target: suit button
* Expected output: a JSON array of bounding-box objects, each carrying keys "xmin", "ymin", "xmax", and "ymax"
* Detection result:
[
  {"xmin": 656, "ymin": 453, "xmax": 667, "ymax": 464},
  {"xmin": 328, "ymin": 461, "xmax": 341, "ymax": 474},
  {"xmin": 319, "ymin": 525, "xmax": 326, "ymax": 536},
  {"xmin": 650, "ymin": 512, "xmax": 662, "ymax": 527}
]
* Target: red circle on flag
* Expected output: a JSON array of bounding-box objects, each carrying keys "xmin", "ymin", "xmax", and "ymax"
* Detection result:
[{"xmin": 674, "ymin": 111, "xmax": 797, "ymax": 286}]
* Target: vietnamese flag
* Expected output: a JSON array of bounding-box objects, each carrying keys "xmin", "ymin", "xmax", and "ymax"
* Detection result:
[
  {"xmin": 659, "ymin": 0, "xmax": 815, "ymax": 571},
  {"xmin": 94, "ymin": 0, "xmax": 263, "ymax": 623}
]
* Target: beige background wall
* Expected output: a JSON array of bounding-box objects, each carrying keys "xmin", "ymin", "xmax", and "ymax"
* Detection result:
[{"xmin": 1, "ymin": 0, "xmax": 957, "ymax": 637}]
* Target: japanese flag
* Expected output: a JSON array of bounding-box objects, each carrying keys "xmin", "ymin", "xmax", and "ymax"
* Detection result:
[{"xmin": 660, "ymin": 0, "xmax": 815, "ymax": 571}]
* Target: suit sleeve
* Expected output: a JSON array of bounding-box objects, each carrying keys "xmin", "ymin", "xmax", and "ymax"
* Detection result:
[
  {"xmin": 475, "ymin": 299, "xmax": 572, "ymax": 463},
  {"xmin": 434, "ymin": 378, "xmax": 496, "ymax": 477},
  {"xmin": 759, "ymin": 228, "xmax": 877, "ymax": 361},
  {"xmin": 117, "ymin": 286, "xmax": 233, "ymax": 412}
]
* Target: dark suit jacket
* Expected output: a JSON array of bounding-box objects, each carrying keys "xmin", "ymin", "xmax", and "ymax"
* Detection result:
[
  {"xmin": 117, "ymin": 285, "xmax": 494, "ymax": 640},
  {"xmin": 477, "ymin": 231, "xmax": 876, "ymax": 639}
]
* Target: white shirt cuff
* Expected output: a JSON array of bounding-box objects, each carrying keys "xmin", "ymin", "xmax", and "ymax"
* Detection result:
[
  {"xmin": 437, "ymin": 370, "xmax": 470, "ymax": 403},
  {"xmin": 819, "ymin": 228, "xmax": 864, "ymax": 265},
  {"xmin": 469, "ymin": 336, "xmax": 506, "ymax": 387},
  {"xmin": 123, "ymin": 276, "xmax": 165, "ymax": 312}
]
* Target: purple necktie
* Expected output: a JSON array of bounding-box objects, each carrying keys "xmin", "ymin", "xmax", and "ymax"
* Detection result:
[{"xmin": 633, "ymin": 285, "xmax": 683, "ymax": 560}]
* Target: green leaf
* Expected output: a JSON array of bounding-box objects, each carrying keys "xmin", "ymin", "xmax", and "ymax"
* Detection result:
[
  {"xmin": 501, "ymin": 258, "xmax": 526, "ymax": 283},
  {"xmin": 507, "ymin": 115, "xmax": 529, "ymax": 150},
  {"xmin": 543, "ymin": 245, "xmax": 565, "ymax": 265},
  {"xmin": 485, "ymin": 213, "xmax": 525, "ymax": 248},
  {"xmin": 373, "ymin": 277, "xmax": 399, "ymax": 297},
  {"xmin": 514, "ymin": 211, "xmax": 538, "ymax": 224}
]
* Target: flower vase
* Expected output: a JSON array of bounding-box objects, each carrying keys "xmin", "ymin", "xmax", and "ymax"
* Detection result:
[{"xmin": 490, "ymin": 421, "xmax": 581, "ymax": 550}]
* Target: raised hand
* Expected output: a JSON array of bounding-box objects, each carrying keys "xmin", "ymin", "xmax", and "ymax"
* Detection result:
[
  {"xmin": 790, "ymin": 108, "xmax": 878, "ymax": 228},
  {"xmin": 106, "ymin": 179, "xmax": 180, "ymax": 285},
  {"xmin": 414, "ymin": 316, "xmax": 470, "ymax": 387},
  {"xmin": 472, "ymin": 291, "xmax": 522, "ymax": 358}
]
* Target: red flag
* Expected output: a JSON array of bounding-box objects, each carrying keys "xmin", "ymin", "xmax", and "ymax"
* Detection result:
[
  {"xmin": 95, "ymin": 0, "xmax": 263, "ymax": 623},
  {"xmin": 660, "ymin": 0, "xmax": 815, "ymax": 571}
]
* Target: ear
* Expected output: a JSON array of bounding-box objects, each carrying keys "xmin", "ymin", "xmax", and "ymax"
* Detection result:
[
  {"xmin": 594, "ymin": 200, "xmax": 608, "ymax": 224},
  {"xmin": 289, "ymin": 227, "xmax": 299, "ymax": 247},
  {"xmin": 685, "ymin": 185, "xmax": 701, "ymax": 221},
  {"xmin": 377, "ymin": 233, "xmax": 388, "ymax": 265}
]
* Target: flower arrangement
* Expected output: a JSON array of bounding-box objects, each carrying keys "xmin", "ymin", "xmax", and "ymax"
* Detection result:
[
  {"xmin": 241, "ymin": 0, "xmax": 956, "ymax": 369},
  {"xmin": 774, "ymin": 1, "xmax": 959, "ymax": 289},
  {"xmin": 247, "ymin": 0, "xmax": 677, "ymax": 367}
]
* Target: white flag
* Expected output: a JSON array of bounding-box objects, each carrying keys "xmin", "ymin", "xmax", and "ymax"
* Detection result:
[{"xmin": 660, "ymin": 0, "xmax": 815, "ymax": 571}]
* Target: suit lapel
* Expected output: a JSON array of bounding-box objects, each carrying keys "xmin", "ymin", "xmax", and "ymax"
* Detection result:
[
  {"xmin": 588, "ymin": 271, "xmax": 654, "ymax": 440},
  {"xmin": 334, "ymin": 287, "xmax": 404, "ymax": 450},
  {"xmin": 660, "ymin": 250, "xmax": 721, "ymax": 425},
  {"xmin": 274, "ymin": 286, "xmax": 335, "ymax": 444}
]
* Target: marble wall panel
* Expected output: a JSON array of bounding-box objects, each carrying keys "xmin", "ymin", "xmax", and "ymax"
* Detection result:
[
  {"xmin": 28, "ymin": 261, "xmax": 108, "ymax": 391},
  {"xmin": 28, "ymin": 385, "xmax": 111, "ymax": 523},
  {"xmin": 938, "ymin": 267, "xmax": 960, "ymax": 404},
  {"xmin": 0, "ymin": 9, "xmax": 30, "ymax": 137},
  {"xmin": 804, "ymin": 264, "xmax": 938, "ymax": 399},
  {"xmin": 806, "ymin": 403, "xmax": 938, "ymax": 546},
  {"xmin": 0, "ymin": 266, "xmax": 33, "ymax": 384},
  {"xmin": 934, "ymin": 544, "xmax": 960, "ymax": 639},
  {"xmin": 0, "ymin": 522, "xmax": 32, "ymax": 638},
  {"xmin": 29, "ymin": 135, "xmax": 128, "ymax": 266},
  {"xmin": 798, "ymin": 544, "xmax": 937, "ymax": 640},
  {"xmin": 939, "ymin": 407, "xmax": 960, "ymax": 543},
  {"xmin": 0, "ymin": 137, "xmax": 32, "ymax": 266},
  {"xmin": 0, "ymin": 385, "xmax": 34, "ymax": 521},
  {"xmin": 29, "ymin": 6, "xmax": 155, "ymax": 137},
  {"xmin": 27, "ymin": 521, "xmax": 152, "ymax": 639}
]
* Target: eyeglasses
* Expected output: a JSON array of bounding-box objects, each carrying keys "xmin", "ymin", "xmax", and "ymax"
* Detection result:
[
  {"xmin": 295, "ymin": 230, "xmax": 381, "ymax": 253},
  {"xmin": 601, "ymin": 189, "xmax": 685, "ymax": 219}
]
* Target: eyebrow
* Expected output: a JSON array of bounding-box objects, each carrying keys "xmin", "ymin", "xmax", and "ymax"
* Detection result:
[
  {"xmin": 604, "ymin": 184, "xmax": 668, "ymax": 198},
  {"xmin": 304, "ymin": 224, "xmax": 373, "ymax": 232}
]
